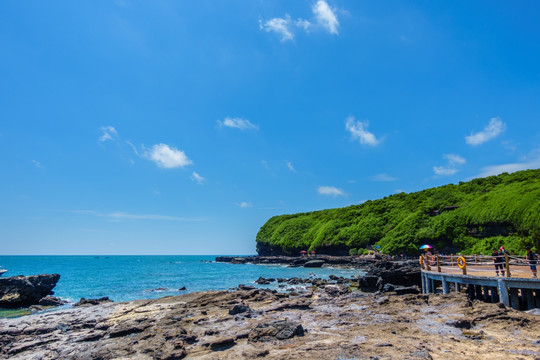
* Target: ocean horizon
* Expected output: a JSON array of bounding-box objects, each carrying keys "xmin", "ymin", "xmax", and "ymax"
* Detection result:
[{"xmin": 0, "ymin": 255, "xmax": 362, "ymax": 317}]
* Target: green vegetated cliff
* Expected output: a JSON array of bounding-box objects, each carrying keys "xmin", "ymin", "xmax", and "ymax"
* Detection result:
[{"xmin": 256, "ymin": 169, "xmax": 540, "ymax": 256}]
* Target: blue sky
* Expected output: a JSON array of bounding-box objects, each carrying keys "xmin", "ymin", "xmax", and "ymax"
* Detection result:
[{"xmin": 1, "ymin": 1, "xmax": 539, "ymax": 255}]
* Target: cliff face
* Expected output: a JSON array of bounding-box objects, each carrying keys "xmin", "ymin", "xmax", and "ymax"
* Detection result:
[{"xmin": 256, "ymin": 169, "xmax": 540, "ymax": 256}]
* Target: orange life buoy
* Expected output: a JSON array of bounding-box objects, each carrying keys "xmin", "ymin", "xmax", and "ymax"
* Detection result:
[{"xmin": 457, "ymin": 256, "xmax": 466, "ymax": 269}]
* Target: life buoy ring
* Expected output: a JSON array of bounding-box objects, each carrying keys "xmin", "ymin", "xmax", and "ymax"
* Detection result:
[{"xmin": 457, "ymin": 256, "xmax": 466, "ymax": 269}]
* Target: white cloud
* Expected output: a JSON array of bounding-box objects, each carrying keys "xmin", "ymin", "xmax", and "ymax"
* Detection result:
[
  {"xmin": 295, "ymin": 18, "xmax": 312, "ymax": 32},
  {"xmin": 313, "ymin": 0, "xmax": 339, "ymax": 34},
  {"xmin": 260, "ymin": 1, "xmax": 340, "ymax": 41},
  {"xmin": 259, "ymin": 16, "xmax": 294, "ymax": 42},
  {"xmin": 99, "ymin": 126, "xmax": 118, "ymax": 142},
  {"xmin": 145, "ymin": 143, "xmax": 193, "ymax": 169},
  {"xmin": 371, "ymin": 173, "xmax": 397, "ymax": 182},
  {"xmin": 433, "ymin": 166, "xmax": 458, "ymax": 176},
  {"xmin": 236, "ymin": 202, "xmax": 253, "ymax": 208},
  {"xmin": 346, "ymin": 116, "xmax": 379, "ymax": 146},
  {"xmin": 465, "ymin": 117, "xmax": 506, "ymax": 146},
  {"xmin": 218, "ymin": 117, "xmax": 258, "ymax": 130},
  {"xmin": 191, "ymin": 171, "xmax": 205, "ymax": 184},
  {"xmin": 473, "ymin": 154, "xmax": 540, "ymax": 178},
  {"xmin": 286, "ymin": 161, "xmax": 296, "ymax": 172},
  {"xmin": 433, "ymin": 153, "xmax": 466, "ymax": 176},
  {"xmin": 444, "ymin": 153, "xmax": 466, "ymax": 165},
  {"xmin": 31, "ymin": 160, "xmax": 43, "ymax": 169},
  {"xmin": 318, "ymin": 186, "xmax": 345, "ymax": 197}
]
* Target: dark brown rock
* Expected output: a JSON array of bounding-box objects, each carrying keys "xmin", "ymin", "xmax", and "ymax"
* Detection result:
[
  {"xmin": 38, "ymin": 296, "xmax": 68, "ymax": 306},
  {"xmin": 73, "ymin": 297, "xmax": 112, "ymax": 307},
  {"xmin": 0, "ymin": 274, "xmax": 60, "ymax": 308},
  {"xmin": 248, "ymin": 320, "xmax": 304, "ymax": 342}
]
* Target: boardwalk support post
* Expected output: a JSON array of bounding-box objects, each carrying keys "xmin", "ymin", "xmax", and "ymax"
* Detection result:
[
  {"xmin": 442, "ymin": 276, "xmax": 450, "ymax": 294},
  {"xmin": 505, "ymin": 253, "xmax": 511, "ymax": 277},
  {"xmin": 497, "ymin": 279, "xmax": 509, "ymax": 307}
]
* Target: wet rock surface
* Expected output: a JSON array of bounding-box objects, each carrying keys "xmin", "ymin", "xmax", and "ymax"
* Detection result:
[{"xmin": 2, "ymin": 281, "xmax": 539, "ymax": 360}]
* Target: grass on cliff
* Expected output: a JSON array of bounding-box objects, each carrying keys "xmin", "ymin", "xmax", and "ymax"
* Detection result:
[{"xmin": 256, "ymin": 169, "xmax": 540, "ymax": 256}]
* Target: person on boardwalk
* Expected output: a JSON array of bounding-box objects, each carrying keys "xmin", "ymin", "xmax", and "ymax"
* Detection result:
[
  {"xmin": 525, "ymin": 246, "xmax": 537, "ymax": 278},
  {"xmin": 492, "ymin": 248, "xmax": 505, "ymax": 277}
]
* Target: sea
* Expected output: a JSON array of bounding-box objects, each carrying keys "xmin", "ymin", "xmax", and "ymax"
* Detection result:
[{"xmin": 0, "ymin": 255, "xmax": 362, "ymax": 318}]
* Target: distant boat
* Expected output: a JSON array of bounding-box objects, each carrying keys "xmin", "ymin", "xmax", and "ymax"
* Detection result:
[{"xmin": 0, "ymin": 269, "xmax": 7, "ymax": 276}]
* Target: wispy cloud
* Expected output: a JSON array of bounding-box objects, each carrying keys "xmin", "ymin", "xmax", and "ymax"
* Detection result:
[
  {"xmin": 318, "ymin": 185, "xmax": 345, "ymax": 197},
  {"xmin": 473, "ymin": 152, "xmax": 540, "ymax": 178},
  {"xmin": 236, "ymin": 202, "xmax": 253, "ymax": 208},
  {"xmin": 346, "ymin": 116, "xmax": 379, "ymax": 146},
  {"xmin": 433, "ymin": 153, "xmax": 466, "ymax": 176},
  {"xmin": 260, "ymin": 0, "xmax": 340, "ymax": 41},
  {"xmin": 31, "ymin": 160, "xmax": 43, "ymax": 169},
  {"xmin": 191, "ymin": 171, "xmax": 205, "ymax": 184},
  {"xmin": 465, "ymin": 117, "xmax": 506, "ymax": 146},
  {"xmin": 144, "ymin": 143, "xmax": 193, "ymax": 169},
  {"xmin": 125, "ymin": 140, "xmax": 140, "ymax": 156},
  {"xmin": 371, "ymin": 173, "xmax": 397, "ymax": 182},
  {"xmin": 217, "ymin": 117, "xmax": 258, "ymax": 130},
  {"xmin": 261, "ymin": 160, "xmax": 275, "ymax": 176},
  {"xmin": 259, "ymin": 16, "xmax": 295, "ymax": 42},
  {"xmin": 99, "ymin": 126, "xmax": 118, "ymax": 142},
  {"xmin": 313, "ymin": 0, "xmax": 339, "ymax": 34},
  {"xmin": 286, "ymin": 161, "xmax": 296, "ymax": 172},
  {"xmin": 71, "ymin": 210, "xmax": 205, "ymax": 222}
]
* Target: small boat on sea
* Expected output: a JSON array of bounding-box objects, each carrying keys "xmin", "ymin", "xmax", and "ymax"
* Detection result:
[{"xmin": 0, "ymin": 268, "xmax": 7, "ymax": 276}]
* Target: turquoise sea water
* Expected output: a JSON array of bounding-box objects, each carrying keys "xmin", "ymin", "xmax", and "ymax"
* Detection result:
[{"xmin": 0, "ymin": 256, "xmax": 361, "ymax": 315}]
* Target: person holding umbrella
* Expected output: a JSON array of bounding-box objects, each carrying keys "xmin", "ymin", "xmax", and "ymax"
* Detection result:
[{"xmin": 419, "ymin": 245, "xmax": 433, "ymax": 265}]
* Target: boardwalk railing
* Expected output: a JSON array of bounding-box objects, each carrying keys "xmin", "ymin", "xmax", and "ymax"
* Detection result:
[
  {"xmin": 419, "ymin": 254, "xmax": 536, "ymax": 277},
  {"xmin": 419, "ymin": 254, "xmax": 540, "ymax": 310}
]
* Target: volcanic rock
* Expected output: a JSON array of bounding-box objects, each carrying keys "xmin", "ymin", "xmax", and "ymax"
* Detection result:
[
  {"xmin": 248, "ymin": 320, "xmax": 305, "ymax": 342},
  {"xmin": 303, "ymin": 260, "xmax": 325, "ymax": 268},
  {"xmin": 0, "ymin": 274, "xmax": 60, "ymax": 308}
]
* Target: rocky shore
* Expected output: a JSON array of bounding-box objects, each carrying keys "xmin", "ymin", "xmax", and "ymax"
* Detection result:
[
  {"xmin": 2, "ymin": 279, "xmax": 540, "ymax": 359},
  {"xmin": 215, "ymin": 254, "xmax": 382, "ymax": 268},
  {"xmin": 2, "ymin": 260, "xmax": 539, "ymax": 359}
]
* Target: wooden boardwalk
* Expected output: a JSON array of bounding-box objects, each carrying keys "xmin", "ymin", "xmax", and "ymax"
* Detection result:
[
  {"xmin": 420, "ymin": 254, "xmax": 539, "ymax": 310},
  {"xmin": 438, "ymin": 264, "xmax": 536, "ymax": 278}
]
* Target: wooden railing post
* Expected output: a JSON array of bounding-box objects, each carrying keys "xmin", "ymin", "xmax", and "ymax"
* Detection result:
[
  {"xmin": 505, "ymin": 253, "xmax": 511, "ymax": 277},
  {"xmin": 437, "ymin": 255, "xmax": 441, "ymax": 273},
  {"xmin": 475, "ymin": 254, "xmax": 478, "ymax": 264},
  {"xmin": 450, "ymin": 254, "xmax": 454, "ymax": 266}
]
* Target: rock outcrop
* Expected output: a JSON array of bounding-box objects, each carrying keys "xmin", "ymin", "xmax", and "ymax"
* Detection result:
[
  {"xmin": 215, "ymin": 255, "xmax": 380, "ymax": 268},
  {"xmin": 0, "ymin": 274, "xmax": 60, "ymax": 308}
]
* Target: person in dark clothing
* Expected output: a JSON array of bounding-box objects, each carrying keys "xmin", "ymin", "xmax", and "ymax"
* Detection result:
[
  {"xmin": 492, "ymin": 248, "xmax": 505, "ymax": 277},
  {"xmin": 526, "ymin": 246, "xmax": 537, "ymax": 278}
]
